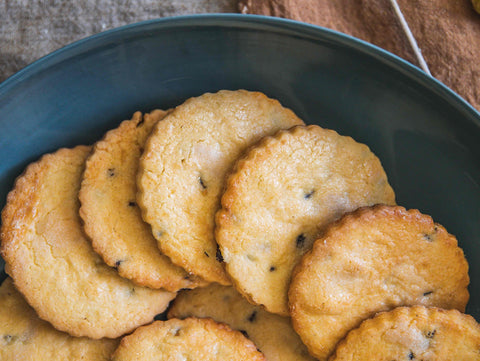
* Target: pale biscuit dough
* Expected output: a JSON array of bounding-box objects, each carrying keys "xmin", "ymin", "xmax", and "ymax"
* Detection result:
[
  {"xmin": 137, "ymin": 90, "xmax": 304, "ymax": 284},
  {"xmin": 0, "ymin": 146, "xmax": 175, "ymax": 339},
  {"xmin": 168, "ymin": 283, "xmax": 315, "ymax": 361},
  {"xmin": 216, "ymin": 125, "xmax": 396, "ymax": 315},
  {"xmin": 79, "ymin": 110, "xmax": 205, "ymax": 291},
  {"xmin": 330, "ymin": 306, "xmax": 480, "ymax": 361},
  {"xmin": 111, "ymin": 317, "xmax": 266, "ymax": 361},
  {"xmin": 289, "ymin": 205, "xmax": 470, "ymax": 360},
  {"xmin": 0, "ymin": 277, "xmax": 119, "ymax": 360}
]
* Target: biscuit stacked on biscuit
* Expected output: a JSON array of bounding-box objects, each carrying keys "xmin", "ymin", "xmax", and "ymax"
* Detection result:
[
  {"xmin": 0, "ymin": 89, "xmax": 477, "ymax": 360},
  {"xmin": 288, "ymin": 205, "xmax": 470, "ymax": 360},
  {"xmin": 137, "ymin": 90, "xmax": 304, "ymax": 285},
  {"xmin": 0, "ymin": 277, "xmax": 119, "ymax": 361}
]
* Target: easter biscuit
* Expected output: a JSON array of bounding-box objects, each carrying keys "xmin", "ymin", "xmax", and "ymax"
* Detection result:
[
  {"xmin": 111, "ymin": 317, "xmax": 266, "ymax": 361},
  {"xmin": 216, "ymin": 125, "xmax": 396, "ymax": 315},
  {"xmin": 0, "ymin": 146, "xmax": 176, "ymax": 339},
  {"xmin": 137, "ymin": 90, "xmax": 304, "ymax": 284},
  {"xmin": 330, "ymin": 306, "xmax": 480, "ymax": 361},
  {"xmin": 168, "ymin": 283, "xmax": 315, "ymax": 361},
  {"xmin": 0, "ymin": 277, "xmax": 119, "ymax": 360},
  {"xmin": 288, "ymin": 205, "xmax": 470, "ymax": 360},
  {"xmin": 79, "ymin": 110, "xmax": 205, "ymax": 291}
]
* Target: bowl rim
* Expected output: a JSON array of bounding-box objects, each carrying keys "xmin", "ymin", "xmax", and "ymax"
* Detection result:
[{"xmin": 0, "ymin": 13, "xmax": 479, "ymax": 127}]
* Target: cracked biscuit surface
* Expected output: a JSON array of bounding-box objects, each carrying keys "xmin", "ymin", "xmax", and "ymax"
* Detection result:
[
  {"xmin": 0, "ymin": 277, "xmax": 119, "ymax": 360},
  {"xmin": 329, "ymin": 306, "xmax": 480, "ymax": 361},
  {"xmin": 168, "ymin": 283, "xmax": 315, "ymax": 361},
  {"xmin": 0, "ymin": 146, "xmax": 175, "ymax": 339},
  {"xmin": 216, "ymin": 125, "xmax": 396, "ymax": 315},
  {"xmin": 79, "ymin": 110, "xmax": 205, "ymax": 291},
  {"xmin": 288, "ymin": 205, "xmax": 470, "ymax": 361},
  {"xmin": 137, "ymin": 90, "xmax": 304, "ymax": 284},
  {"xmin": 111, "ymin": 317, "xmax": 266, "ymax": 361}
]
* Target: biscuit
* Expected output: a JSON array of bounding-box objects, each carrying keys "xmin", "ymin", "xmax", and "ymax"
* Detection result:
[
  {"xmin": 168, "ymin": 283, "xmax": 315, "ymax": 361},
  {"xmin": 0, "ymin": 277, "xmax": 119, "ymax": 360},
  {"xmin": 111, "ymin": 317, "xmax": 266, "ymax": 361},
  {"xmin": 79, "ymin": 110, "xmax": 205, "ymax": 291},
  {"xmin": 0, "ymin": 146, "xmax": 176, "ymax": 339},
  {"xmin": 330, "ymin": 306, "xmax": 480, "ymax": 361},
  {"xmin": 288, "ymin": 205, "xmax": 470, "ymax": 360},
  {"xmin": 137, "ymin": 90, "xmax": 304, "ymax": 284},
  {"xmin": 216, "ymin": 125, "xmax": 396, "ymax": 315}
]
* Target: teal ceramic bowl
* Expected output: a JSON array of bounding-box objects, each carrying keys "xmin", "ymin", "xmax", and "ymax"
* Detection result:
[{"xmin": 0, "ymin": 15, "xmax": 479, "ymax": 317}]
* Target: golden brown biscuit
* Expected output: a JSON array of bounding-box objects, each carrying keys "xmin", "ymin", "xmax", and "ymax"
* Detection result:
[
  {"xmin": 168, "ymin": 284, "xmax": 315, "ymax": 361},
  {"xmin": 330, "ymin": 306, "xmax": 480, "ymax": 361},
  {"xmin": 1, "ymin": 146, "xmax": 175, "ymax": 339},
  {"xmin": 216, "ymin": 125, "xmax": 396, "ymax": 315},
  {"xmin": 0, "ymin": 277, "xmax": 119, "ymax": 360},
  {"xmin": 79, "ymin": 110, "xmax": 205, "ymax": 291},
  {"xmin": 111, "ymin": 317, "xmax": 266, "ymax": 361},
  {"xmin": 289, "ymin": 205, "xmax": 470, "ymax": 360},
  {"xmin": 137, "ymin": 90, "xmax": 304, "ymax": 284}
]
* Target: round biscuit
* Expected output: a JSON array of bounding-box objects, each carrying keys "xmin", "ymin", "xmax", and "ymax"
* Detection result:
[
  {"xmin": 111, "ymin": 317, "xmax": 266, "ymax": 361},
  {"xmin": 330, "ymin": 306, "xmax": 480, "ymax": 361},
  {"xmin": 79, "ymin": 110, "xmax": 205, "ymax": 291},
  {"xmin": 168, "ymin": 283, "xmax": 315, "ymax": 361},
  {"xmin": 137, "ymin": 90, "xmax": 304, "ymax": 284},
  {"xmin": 0, "ymin": 277, "xmax": 119, "ymax": 360},
  {"xmin": 288, "ymin": 205, "xmax": 470, "ymax": 360},
  {"xmin": 216, "ymin": 125, "xmax": 396, "ymax": 315},
  {"xmin": 0, "ymin": 146, "xmax": 176, "ymax": 339}
]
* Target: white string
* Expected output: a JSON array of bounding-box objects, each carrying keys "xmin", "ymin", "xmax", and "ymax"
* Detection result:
[{"xmin": 388, "ymin": 0, "xmax": 431, "ymax": 75}]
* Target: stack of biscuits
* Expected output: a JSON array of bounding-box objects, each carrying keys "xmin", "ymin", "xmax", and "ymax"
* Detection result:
[{"xmin": 1, "ymin": 90, "xmax": 478, "ymax": 360}]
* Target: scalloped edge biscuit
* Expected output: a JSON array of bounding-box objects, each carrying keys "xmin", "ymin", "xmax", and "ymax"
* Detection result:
[
  {"xmin": 329, "ymin": 306, "xmax": 480, "ymax": 360},
  {"xmin": 168, "ymin": 284, "xmax": 316, "ymax": 361},
  {"xmin": 79, "ymin": 110, "xmax": 206, "ymax": 291},
  {"xmin": 111, "ymin": 317, "xmax": 266, "ymax": 361},
  {"xmin": 289, "ymin": 205, "xmax": 470, "ymax": 360},
  {"xmin": 0, "ymin": 277, "xmax": 119, "ymax": 360},
  {"xmin": 1, "ymin": 146, "xmax": 175, "ymax": 339},
  {"xmin": 137, "ymin": 90, "xmax": 304, "ymax": 284},
  {"xmin": 216, "ymin": 125, "xmax": 396, "ymax": 315}
]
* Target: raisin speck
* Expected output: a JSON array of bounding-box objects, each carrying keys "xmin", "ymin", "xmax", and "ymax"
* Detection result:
[
  {"xmin": 136, "ymin": 117, "xmax": 145, "ymax": 127},
  {"xmin": 199, "ymin": 177, "xmax": 207, "ymax": 190},
  {"xmin": 216, "ymin": 247, "xmax": 224, "ymax": 262},
  {"xmin": 423, "ymin": 291, "xmax": 433, "ymax": 296},
  {"xmin": 304, "ymin": 190, "xmax": 315, "ymax": 199},
  {"xmin": 296, "ymin": 234, "xmax": 306, "ymax": 248},
  {"xmin": 115, "ymin": 260, "xmax": 123, "ymax": 269},
  {"xmin": 247, "ymin": 311, "xmax": 257, "ymax": 322},
  {"xmin": 426, "ymin": 329, "xmax": 436, "ymax": 338},
  {"xmin": 423, "ymin": 233, "xmax": 433, "ymax": 242},
  {"xmin": 240, "ymin": 330, "xmax": 249, "ymax": 338},
  {"xmin": 128, "ymin": 201, "xmax": 136, "ymax": 207},
  {"xmin": 269, "ymin": 266, "xmax": 276, "ymax": 272},
  {"xmin": 408, "ymin": 351, "xmax": 415, "ymax": 359},
  {"xmin": 204, "ymin": 251, "xmax": 210, "ymax": 258},
  {"xmin": 3, "ymin": 335, "xmax": 16, "ymax": 344},
  {"xmin": 107, "ymin": 168, "xmax": 115, "ymax": 177}
]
